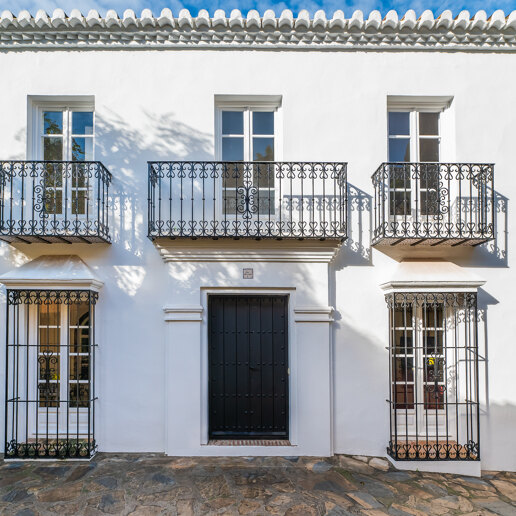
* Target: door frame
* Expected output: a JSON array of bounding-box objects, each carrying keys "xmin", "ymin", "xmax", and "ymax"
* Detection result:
[{"xmin": 200, "ymin": 287, "xmax": 297, "ymax": 446}]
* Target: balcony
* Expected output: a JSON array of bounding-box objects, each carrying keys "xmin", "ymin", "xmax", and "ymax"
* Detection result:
[
  {"xmin": 372, "ymin": 163, "xmax": 494, "ymax": 247},
  {"xmin": 148, "ymin": 161, "xmax": 347, "ymax": 241},
  {"xmin": 0, "ymin": 161, "xmax": 112, "ymax": 243}
]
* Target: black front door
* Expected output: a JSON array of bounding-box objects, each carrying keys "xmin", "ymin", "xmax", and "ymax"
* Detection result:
[{"xmin": 208, "ymin": 295, "xmax": 289, "ymax": 439}]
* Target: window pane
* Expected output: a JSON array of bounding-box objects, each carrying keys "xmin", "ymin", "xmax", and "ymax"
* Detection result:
[
  {"xmin": 419, "ymin": 112, "xmax": 439, "ymax": 136},
  {"xmin": 394, "ymin": 384, "xmax": 414, "ymax": 410},
  {"xmin": 70, "ymin": 302, "xmax": 90, "ymax": 327},
  {"xmin": 394, "ymin": 307, "xmax": 413, "ymax": 327},
  {"xmin": 388, "ymin": 112, "xmax": 410, "ymax": 136},
  {"xmin": 72, "ymin": 191, "xmax": 87, "ymax": 215},
  {"xmin": 222, "ymin": 111, "xmax": 243, "ymax": 135},
  {"xmin": 72, "ymin": 137, "xmax": 93, "ymax": 161},
  {"xmin": 39, "ymin": 328, "xmax": 60, "ymax": 351},
  {"xmin": 44, "ymin": 164, "xmax": 63, "ymax": 189},
  {"xmin": 70, "ymin": 383, "xmax": 89, "ymax": 408},
  {"xmin": 389, "ymin": 139, "xmax": 410, "ymax": 162},
  {"xmin": 72, "ymin": 164, "xmax": 88, "ymax": 188},
  {"xmin": 253, "ymin": 162, "xmax": 275, "ymax": 188},
  {"xmin": 424, "ymin": 305, "xmax": 443, "ymax": 327},
  {"xmin": 72, "ymin": 112, "xmax": 94, "ymax": 135},
  {"xmin": 223, "ymin": 162, "xmax": 245, "ymax": 188},
  {"xmin": 43, "ymin": 112, "xmax": 63, "ymax": 135},
  {"xmin": 388, "ymin": 166, "xmax": 410, "ymax": 188},
  {"xmin": 39, "ymin": 382, "xmax": 59, "ymax": 407},
  {"xmin": 424, "ymin": 385, "xmax": 444, "ymax": 410},
  {"xmin": 39, "ymin": 303, "xmax": 60, "ymax": 326},
  {"xmin": 71, "ymin": 327, "xmax": 90, "ymax": 353},
  {"xmin": 389, "ymin": 191, "xmax": 411, "ymax": 216},
  {"xmin": 424, "ymin": 332, "xmax": 443, "ymax": 355},
  {"xmin": 424, "ymin": 357, "xmax": 444, "ymax": 383},
  {"xmin": 419, "ymin": 139, "xmax": 439, "ymax": 162},
  {"xmin": 420, "ymin": 191, "xmax": 439, "ymax": 216},
  {"xmin": 43, "ymin": 137, "xmax": 63, "ymax": 161},
  {"xmin": 253, "ymin": 138, "xmax": 274, "ymax": 161},
  {"xmin": 257, "ymin": 190, "xmax": 275, "ymax": 215},
  {"xmin": 252, "ymin": 111, "xmax": 274, "ymax": 135},
  {"xmin": 419, "ymin": 166, "xmax": 439, "ymax": 190},
  {"xmin": 44, "ymin": 190, "xmax": 63, "ymax": 215},
  {"xmin": 394, "ymin": 331, "xmax": 413, "ymax": 354},
  {"xmin": 393, "ymin": 357, "xmax": 414, "ymax": 382},
  {"xmin": 69, "ymin": 356, "xmax": 89, "ymax": 381},
  {"xmin": 222, "ymin": 137, "xmax": 244, "ymax": 161}
]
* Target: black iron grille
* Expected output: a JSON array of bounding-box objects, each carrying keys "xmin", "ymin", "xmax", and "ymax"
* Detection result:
[
  {"xmin": 4, "ymin": 290, "xmax": 98, "ymax": 459},
  {"xmin": 0, "ymin": 161, "xmax": 112, "ymax": 243},
  {"xmin": 148, "ymin": 161, "xmax": 347, "ymax": 240},
  {"xmin": 386, "ymin": 292, "xmax": 480, "ymax": 461},
  {"xmin": 372, "ymin": 163, "xmax": 494, "ymax": 246}
]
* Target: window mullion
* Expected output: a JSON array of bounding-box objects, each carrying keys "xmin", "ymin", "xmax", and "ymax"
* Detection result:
[{"xmin": 244, "ymin": 108, "xmax": 251, "ymax": 162}]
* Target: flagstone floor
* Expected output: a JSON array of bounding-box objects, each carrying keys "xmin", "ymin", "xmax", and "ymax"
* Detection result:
[{"xmin": 0, "ymin": 454, "xmax": 515, "ymax": 515}]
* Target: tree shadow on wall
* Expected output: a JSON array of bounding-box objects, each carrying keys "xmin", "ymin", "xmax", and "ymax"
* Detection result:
[{"xmin": 95, "ymin": 108, "xmax": 213, "ymax": 258}]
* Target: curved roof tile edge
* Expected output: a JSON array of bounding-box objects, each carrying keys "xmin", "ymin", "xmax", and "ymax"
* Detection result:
[
  {"xmin": 1, "ymin": 8, "xmax": 516, "ymax": 32},
  {"xmin": 1, "ymin": 8, "xmax": 516, "ymax": 51}
]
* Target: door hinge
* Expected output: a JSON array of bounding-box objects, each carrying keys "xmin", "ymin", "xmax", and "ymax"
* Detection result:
[{"xmin": 288, "ymin": 368, "xmax": 290, "ymax": 375}]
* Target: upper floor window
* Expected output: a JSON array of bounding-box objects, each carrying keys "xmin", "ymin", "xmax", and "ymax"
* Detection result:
[
  {"xmin": 31, "ymin": 102, "xmax": 95, "ymax": 217},
  {"xmin": 216, "ymin": 101, "xmax": 279, "ymax": 216},
  {"xmin": 388, "ymin": 110, "xmax": 440, "ymax": 162},
  {"xmin": 220, "ymin": 109, "xmax": 275, "ymax": 162},
  {"xmin": 40, "ymin": 108, "xmax": 94, "ymax": 162}
]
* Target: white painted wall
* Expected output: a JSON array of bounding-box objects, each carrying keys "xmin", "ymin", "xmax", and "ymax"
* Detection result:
[{"xmin": 0, "ymin": 48, "xmax": 514, "ymax": 472}]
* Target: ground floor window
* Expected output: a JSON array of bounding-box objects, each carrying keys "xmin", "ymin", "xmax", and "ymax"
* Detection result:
[
  {"xmin": 5, "ymin": 289, "xmax": 97, "ymax": 459},
  {"xmin": 386, "ymin": 291, "xmax": 480, "ymax": 461}
]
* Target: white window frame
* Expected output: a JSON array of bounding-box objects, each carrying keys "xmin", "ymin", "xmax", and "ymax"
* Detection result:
[
  {"xmin": 391, "ymin": 303, "xmax": 449, "ymax": 439},
  {"xmin": 214, "ymin": 96, "xmax": 282, "ymax": 219},
  {"xmin": 27, "ymin": 302, "xmax": 91, "ymax": 438},
  {"xmin": 27, "ymin": 98, "xmax": 95, "ymax": 220},
  {"xmin": 387, "ymin": 104, "xmax": 446, "ymax": 220},
  {"xmin": 29, "ymin": 99, "xmax": 95, "ymax": 162}
]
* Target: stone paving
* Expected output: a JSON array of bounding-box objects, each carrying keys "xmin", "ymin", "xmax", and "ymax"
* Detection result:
[{"xmin": 0, "ymin": 454, "xmax": 515, "ymax": 515}]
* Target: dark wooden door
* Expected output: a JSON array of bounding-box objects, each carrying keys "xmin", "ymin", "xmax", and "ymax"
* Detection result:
[{"xmin": 208, "ymin": 295, "xmax": 288, "ymax": 439}]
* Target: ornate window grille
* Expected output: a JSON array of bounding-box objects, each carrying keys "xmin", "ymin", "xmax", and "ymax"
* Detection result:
[
  {"xmin": 4, "ymin": 290, "xmax": 97, "ymax": 459},
  {"xmin": 386, "ymin": 292, "xmax": 480, "ymax": 461}
]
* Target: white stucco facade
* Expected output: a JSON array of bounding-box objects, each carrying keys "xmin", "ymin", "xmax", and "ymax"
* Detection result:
[{"xmin": 0, "ymin": 8, "xmax": 515, "ymax": 474}]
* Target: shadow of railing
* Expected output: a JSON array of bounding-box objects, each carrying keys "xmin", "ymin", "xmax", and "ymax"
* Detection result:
[
  {"xmin": 334, "ymin": 183, "xmax": 372, "ymax": 269},
  {"xmin": 464, "ymin": 189, "xmax": 508, "ymax": 267}
]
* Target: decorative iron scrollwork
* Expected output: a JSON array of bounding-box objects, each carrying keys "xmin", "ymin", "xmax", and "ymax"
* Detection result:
[
  {"xmin": 148, "ymin": 161, "xmax": 347, "ymax": 240},
  {"xmin": 0, "ymin": 160, "xmax": 112, "ymax": 243},
  {"xmin": 372, "ymin": 162, "xmax": 494, "ymax": 246}
]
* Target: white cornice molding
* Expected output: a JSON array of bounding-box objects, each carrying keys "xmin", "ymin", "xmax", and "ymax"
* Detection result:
[
  {"xmin": 163, "ymin": 306, "xmax": 203, "ymax": 322},
  {"xmin": 380, "ymin": 280, "xmax": 485, "ymax": 293},
  {"xmin": 156, "ymin": 241, "xmax": 341, "ymax": 263},
  {"xmin": 380, "ymin": 259, "xmax": 486, "ymax": 293},
  {"xmin": 293, "ymin": 306, "xmax": 334, "ymax": 322},
  {"xmin": 0, "ymin": 255, "xmax": 103, "ymax": 291},
  {"xmin": 0, "ymin": 279, "xmax": 104, "ymax": 291},
  {"xmin": 1, "ymin": 8, "xmax": 516, "ymax": 51}
]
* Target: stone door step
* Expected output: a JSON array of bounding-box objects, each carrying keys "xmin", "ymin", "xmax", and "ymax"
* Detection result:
[{"xmin": 207, "ymin": 439, "xmax": 291, "ymax": 446}]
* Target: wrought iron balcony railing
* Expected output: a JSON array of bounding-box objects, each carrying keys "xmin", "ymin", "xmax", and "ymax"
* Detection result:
[
  {"xmin": 148, "ymin": 161, "xmax": 347, "ymax": 240},
  {"xmin": 0, "ymin": 161, "xmax": 112, "ymax": 243},
  {"xmin": 372, "ymin": 163, "xmax": 494, "ymax": 246}
]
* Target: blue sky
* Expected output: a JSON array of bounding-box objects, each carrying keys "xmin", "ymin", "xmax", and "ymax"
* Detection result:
[{"xmin": 2, "ymin": 0, "xmax": 514, "ymax": 18}]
